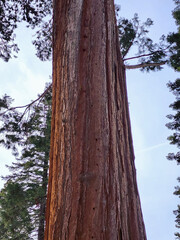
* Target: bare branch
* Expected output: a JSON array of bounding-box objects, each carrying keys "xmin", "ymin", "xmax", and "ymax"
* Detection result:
[
  {"xmin": 0, "ymin": 84, "xmax": 52, "ymax": 117},
  {"xmin": 123, "ymin": 47, "xmax": 170, "ymax": 61},
  {"xmin": 124, "ymin": 52, "xmax": 156, "ymax": 61},
  {"xmin": 125, "ymin": 61, "xmax": 166, "ymax": 70}
]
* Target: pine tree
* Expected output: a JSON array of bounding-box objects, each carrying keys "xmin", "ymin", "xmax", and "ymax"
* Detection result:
[
  {"xmin": 0, "ymin": 84, "xmax": 52, "ymax": 240},
  {"xmin": 167, "ymin": 78, "xmax": 180, "ymax": 239},
  {"xmin": 0, "ymin": 181, "xmax": 33, "ymax": 239},
  {"xmin": 167, "ymin": 78, "xmax": 180, "ymax": 240},
  {"xmin": 166, "ymin": 1, "xmax": 180, "ymax": 239}
]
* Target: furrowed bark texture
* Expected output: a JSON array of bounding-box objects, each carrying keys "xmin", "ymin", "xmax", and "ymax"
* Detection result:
[{"xmin": 45, "ymin": 0, "xmax": 147, "ymax": 239}]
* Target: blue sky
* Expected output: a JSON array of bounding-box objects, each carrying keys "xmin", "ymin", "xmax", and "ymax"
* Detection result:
[{"xmin": 0, "ymin": 1, "xmax": 179, "ymax": 239}]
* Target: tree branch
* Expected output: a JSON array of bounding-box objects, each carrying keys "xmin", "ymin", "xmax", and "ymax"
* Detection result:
[
  {"xmin": 0, "ymin": 84, "xmax": 52, "ymax": 117},
  {"xmin": 125, "ymin": 61, "xmax": 166, "ymax": 70},
  {"xmin": 123, "ymin": 47, "xmax": 170, "ymax": 61},
  {"xmin": 124, "ymin": 52, "xmax": 156, "ymax": 61}
]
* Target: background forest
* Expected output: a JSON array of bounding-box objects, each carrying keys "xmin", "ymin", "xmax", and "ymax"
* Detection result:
[{"xmin": 0, "ymin": 0, "xmax": 179, "ymax": 239}]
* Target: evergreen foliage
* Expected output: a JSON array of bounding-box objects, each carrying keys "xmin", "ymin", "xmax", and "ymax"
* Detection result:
[
  {"xmin": 167, "ymin": 78, "xmax": 180, "ymax": 239},
  {"xmin": 118, "ymin": 14, "xmax": 164, "ymax": 61},
  {"xmin": 0, "ymin": 84, "xmax": 52, "ymax": 239},
  {"xmin": 166, "ymin": 1, "xmax": 180, "ymax": 238},
  {"xmin": 117, "ymin": 12, "xmax": 180, "ymax": 72},
  {"xmin": 0, "ymin": 0, "xmax": 52, "ymax": 61},
  {"xmin": 167, "ymin": 0, "xmax": 180, "ymax": 72},
  {"xmin": 0, "ymin": 181, "xmax": 33, "ymax": 239},
  {"xmin": 167, "ymin": 78, "xmax": 180, "ymax": 165},
  {"xmin": 0, "ymin": 0, "xmax": 176, "ymax": 71},
  {"xmin": 32, "ymin": 18, "xmax": 52, "ymax": 61}
]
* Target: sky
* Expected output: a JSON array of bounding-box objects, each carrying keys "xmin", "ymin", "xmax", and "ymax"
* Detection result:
[{"xmin": 0, "ymin": 0, "xmax": 179, "ymax": 239}]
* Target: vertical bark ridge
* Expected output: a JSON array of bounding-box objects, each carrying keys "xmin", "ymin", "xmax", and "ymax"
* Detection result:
[{"xmin": 45, "ymin": 0, "xmax": 147, "ymax": 239}]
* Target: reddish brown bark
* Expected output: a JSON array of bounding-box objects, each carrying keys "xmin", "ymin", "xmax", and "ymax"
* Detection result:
[{"xmin": 45, "ymin": 0, "xmax": 147, "ymax": 239}]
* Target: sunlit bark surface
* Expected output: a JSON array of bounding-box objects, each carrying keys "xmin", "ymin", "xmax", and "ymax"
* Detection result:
[{"xmin": 45, "ymin": 0, "xmax": 147, "ymax": 239}]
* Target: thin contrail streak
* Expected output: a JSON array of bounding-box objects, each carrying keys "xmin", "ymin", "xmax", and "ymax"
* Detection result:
[{"xmin": 135, "ymin": 142, "xmax": 169, "ymax": 154}]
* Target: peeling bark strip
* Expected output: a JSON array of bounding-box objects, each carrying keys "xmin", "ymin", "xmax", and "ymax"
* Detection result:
[{"xmin": 45, "ymin": 0, "xmax": 147, "ymax": 239}]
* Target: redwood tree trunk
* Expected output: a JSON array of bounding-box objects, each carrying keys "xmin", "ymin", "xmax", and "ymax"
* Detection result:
[{"xmin": 45, "ymin": 0, "xmax": 147, "ymax": 239}]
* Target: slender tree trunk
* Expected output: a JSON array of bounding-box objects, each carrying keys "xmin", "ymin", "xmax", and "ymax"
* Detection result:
[
  {"xmin": 45, "ymin": 0, "xmax": 146, "ymax": 239},
  {"xmin": 38, "ymin": 157, "xmax": 48, "ymax": 240},
  {"xmin": 38, "ymin": 198, "xmax": 46, "ymax": 240},
  {"xmin": 38, "ymin": 105, "xmax": 51, "ymax": 240}
]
